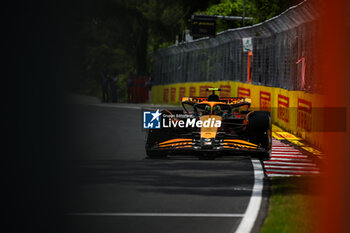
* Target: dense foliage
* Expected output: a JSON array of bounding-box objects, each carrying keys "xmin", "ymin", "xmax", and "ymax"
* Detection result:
[{"xmin": 69, "ymin": 0, "xmax": 303, "ymax": 99}]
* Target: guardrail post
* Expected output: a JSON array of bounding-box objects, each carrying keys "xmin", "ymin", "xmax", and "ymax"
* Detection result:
[{"xmin": 247, "ymin": 51, "xmax": 253, "ymax": 83}]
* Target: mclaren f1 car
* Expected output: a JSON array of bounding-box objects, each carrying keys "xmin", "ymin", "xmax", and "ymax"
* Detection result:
[{"xmin": 145, "ymin": 88, "xmax": 272, "ymax": 160}]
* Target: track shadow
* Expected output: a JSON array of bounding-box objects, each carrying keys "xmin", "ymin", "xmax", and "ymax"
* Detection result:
[{"xmin": 64, "ymin": 157, "xmax": 257, "ymax": 198}]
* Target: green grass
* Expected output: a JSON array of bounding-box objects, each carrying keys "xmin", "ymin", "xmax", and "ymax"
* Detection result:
[{"xmin": 260, "ymin": 177, "xmax": 320, "ymax": 233}]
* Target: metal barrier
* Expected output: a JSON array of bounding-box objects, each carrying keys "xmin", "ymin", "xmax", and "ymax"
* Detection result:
[{"xmin": 153, "ymin": 1, "xmax": 320, "ymax": 92}]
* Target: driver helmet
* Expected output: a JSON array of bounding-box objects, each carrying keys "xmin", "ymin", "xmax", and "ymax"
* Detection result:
[
  {"xmin": 213, "ymin": 105, "xmax": 222, "ymax": 115},
  {"xmin": 204, "ymin": 105, "xmax": 211, "ymax": 114}
]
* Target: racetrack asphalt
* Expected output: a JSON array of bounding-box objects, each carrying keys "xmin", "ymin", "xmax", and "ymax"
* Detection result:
[{"xmin": 59, "ymin": 97, "xmax": 267, "ymax": 233}]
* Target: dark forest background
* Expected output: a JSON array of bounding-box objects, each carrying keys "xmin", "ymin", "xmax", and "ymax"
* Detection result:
[{"xmin": 65, "ymin": 0, "xmax": 303, "ymax": 101}]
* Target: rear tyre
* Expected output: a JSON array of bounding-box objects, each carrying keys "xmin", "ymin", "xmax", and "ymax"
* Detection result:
[
  {"xmin": 247, "ymin": 111, "xmax": 272, "ymax": 160},
  {"xmin": 258, "ymin": 152, "xmax": 270, "ymax": 160},
  {"xmin": 250, "ymin": 152, "xmax": 270, "ymax": 160}
]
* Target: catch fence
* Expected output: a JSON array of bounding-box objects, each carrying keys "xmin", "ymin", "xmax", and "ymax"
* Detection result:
[{"xmin": 153, "ymin": 1, "xmax": 320, "ymax": 92}]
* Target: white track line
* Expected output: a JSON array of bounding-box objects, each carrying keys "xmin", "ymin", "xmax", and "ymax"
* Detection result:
[
  {"xmin": 271, "ymin": 150, "xmax": 303, "ymax": 152},
  {"xmin": 268, "ymin": 157, "xmax": 311, "ymax": 162},
  {"xmin": 272, "ymin": 147, "xmax": 293, "ymax": 149},
  {"xmin": 66, "ymin": 213, "xmax": 244, "ymax": 217},
  {"xmin": 264, "ymin": 165, "xmax": 319, "ymax": 170},
  {"xmin": 271, "ymin": 151, "xmax": 303, "ymax": 153},
  {"xmin": 264, "ymin": 161, "xmax": 316, "ymax": 166},
  {"xmin": 272, "ymin": 149, "xmax": 301, "ymax": 152},
  {"xmin": 270, "ymin": 154, "xmax": 307, "ymax": 158},
  {"xmin": 234, "ymin": 159, "xmax": 264, "ymax": 233},
  {"xmin": 271, "ymin": 153, "xmax": 305, "ymax": 156},
  {"xmin": 270, "ymin": 156, "xmax": 308, "ymax": 159},
  {"xmin": 266, "ymin": 174, "xmax": 297, "ymax": 177},
  {"xmin": 265, "ymin": 169, "xmax": 320, "ymax": 174},
  {"xmin": 271, "ymin": 152, "xmax": 301, "ymax": 154}
]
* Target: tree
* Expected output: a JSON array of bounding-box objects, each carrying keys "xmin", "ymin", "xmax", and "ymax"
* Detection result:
[
  {"xmin": 195, "ymin": 0, "xmax": 256, "ymax": 32},
  {"xmin": 69, "ymin": 0, "xmax": 212, "ymax": 97},
  {"xmin": 252, "ymin": 0, "xmax": 304, "ymax": 22},
  {"xmin": 68, "ymin": 0, "xmax": 304, "ymax": 98},
  {"xmin": 196, "ymin": 0, "xmax": 304, "ymax": 33}
]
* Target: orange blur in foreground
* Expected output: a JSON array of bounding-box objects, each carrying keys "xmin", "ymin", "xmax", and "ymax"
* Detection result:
[{"xmin": 316, "ymin": 0, "xmax": 349, "ymax": 233}]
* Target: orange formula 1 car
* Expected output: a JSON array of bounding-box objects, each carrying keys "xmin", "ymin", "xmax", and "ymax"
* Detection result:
[{"xmin": 145, "ymin": 88, "xmax": 272, "ymax": 160}]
